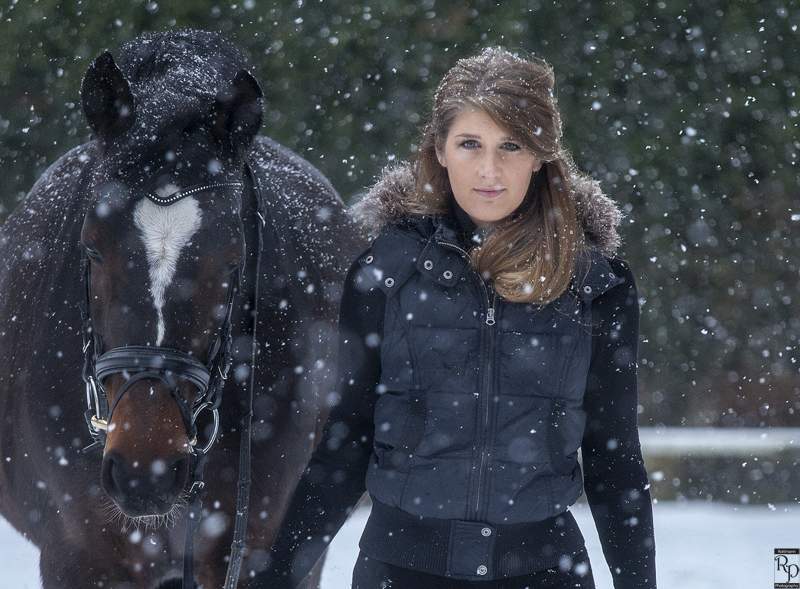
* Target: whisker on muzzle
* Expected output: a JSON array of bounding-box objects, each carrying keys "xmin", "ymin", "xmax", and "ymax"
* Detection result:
[{"xmin": 101, "ymin": 492, "xmax": 190, "ymax": 532}]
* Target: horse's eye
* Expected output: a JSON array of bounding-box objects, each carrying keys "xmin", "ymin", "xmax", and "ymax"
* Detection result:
[{"xmin": 83, "ymin": 244, "xmax": 104, "ymax": 263}]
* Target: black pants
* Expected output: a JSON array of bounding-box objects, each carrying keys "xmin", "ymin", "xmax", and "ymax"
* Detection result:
[{"xmin": 352, "ymin": 551, "xmax": 596, "ymax": 589}]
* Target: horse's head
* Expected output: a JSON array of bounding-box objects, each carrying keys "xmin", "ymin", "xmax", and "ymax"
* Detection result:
[{"xmin": 79, "ymin": 38, "xmax": 262, "ymax": 519}]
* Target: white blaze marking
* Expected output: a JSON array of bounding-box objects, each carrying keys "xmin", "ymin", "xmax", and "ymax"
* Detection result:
[{"xmin": 134, "ymin": 197, "xmax": 202, "ymax": 345}]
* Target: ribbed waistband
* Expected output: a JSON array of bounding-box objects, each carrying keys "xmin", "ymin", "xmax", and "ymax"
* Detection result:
[{"xmin": 358, "ymin": 499, "xmax": 586, "ymax": 580}]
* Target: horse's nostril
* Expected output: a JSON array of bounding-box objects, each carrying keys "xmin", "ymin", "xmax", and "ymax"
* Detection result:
[
  {"xmin": 168, "ymin": 453, "xmax": 190, "ymax": 491},
  {"xmin": 101, "ymin": 451, "xmax": 123, "ymax": 498}
]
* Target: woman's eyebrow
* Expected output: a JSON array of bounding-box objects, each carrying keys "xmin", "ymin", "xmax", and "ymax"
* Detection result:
[{"xmin": 454, "ymin": 132, "xmax": 516, "ymax": 141}]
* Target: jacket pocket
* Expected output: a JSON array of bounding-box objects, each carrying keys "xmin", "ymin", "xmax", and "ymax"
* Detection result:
[
  {"xmin": 374, "ymin": 389, "xmax": 428, "ymax": 471},
  {"xmin": 547, "ymin": 398, "xmax": 579, "ymax": 476}
]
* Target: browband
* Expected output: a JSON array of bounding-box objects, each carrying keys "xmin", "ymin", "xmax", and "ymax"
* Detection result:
[{"xmin": 147, "ymin": 182, "xmax": 243, "ymax": 206}]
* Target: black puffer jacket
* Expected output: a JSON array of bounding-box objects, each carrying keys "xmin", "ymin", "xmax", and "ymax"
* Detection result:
[
  {"xmin": 250, "ymin": 164, "xmax": 656, "ymax": 588},
  {"xmin": 361, "ymin": 215, "xmax": 622, "ymax": 528}
]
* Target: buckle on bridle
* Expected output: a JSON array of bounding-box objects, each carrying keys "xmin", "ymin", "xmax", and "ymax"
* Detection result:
[
  {"xmin": 187, "ymin": 405, "xmax": 220, "ymax": 456},
  {"xmin": 90, "ymin": 415, "xmax": 109, "ymax": 431}
]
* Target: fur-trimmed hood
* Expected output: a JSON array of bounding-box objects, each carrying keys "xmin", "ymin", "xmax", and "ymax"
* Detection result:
[{"xmin": 351, "ymin": 161, "xmax": 623, "ymax": 258}]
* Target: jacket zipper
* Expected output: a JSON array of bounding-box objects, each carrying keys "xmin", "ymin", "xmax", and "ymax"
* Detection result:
[
  {"xmin": 440, "ymin": 241, "xmax": 496, "ymax": 519},
  {"xmin": 475, "ymin": 289, "xmax": 497, "ymax": 519},
  {"xmin": 438, "ymin": 242, "xmax": 495, "ymax": 325}
]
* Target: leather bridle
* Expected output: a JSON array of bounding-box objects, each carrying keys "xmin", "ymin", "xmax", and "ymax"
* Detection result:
[
  {"xmin": 81, "ymin": 181, "xmax": 242, "ymax": 456},
  {"xmin": 79, "ymin": 179, "xmax": 257, "ymax": 589}
]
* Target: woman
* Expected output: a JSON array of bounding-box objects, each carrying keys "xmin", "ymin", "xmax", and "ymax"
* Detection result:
[{"xmin": 250, "ymin": 47, "xmax": 656, "ymax": 589}]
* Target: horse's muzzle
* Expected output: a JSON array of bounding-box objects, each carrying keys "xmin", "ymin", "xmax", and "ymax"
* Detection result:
[{"xmin": 101, "ymin": 449, "xmax": 190, "ymax": 516}]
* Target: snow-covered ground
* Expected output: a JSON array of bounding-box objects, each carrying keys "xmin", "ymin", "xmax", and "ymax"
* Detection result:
[{"xmin": 4, "ymin": 500, "xmax": 799, "ymax": 587}]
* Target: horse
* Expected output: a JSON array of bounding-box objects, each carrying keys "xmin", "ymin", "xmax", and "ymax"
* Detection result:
[{"xmin": 0, "ymin": 30, "xmax": 364, "ymax": 588}]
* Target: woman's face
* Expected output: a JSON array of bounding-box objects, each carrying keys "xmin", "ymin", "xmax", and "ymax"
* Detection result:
[{"xmin": 437, "ymin": 109, "xmax": 542, "ymax": 226}]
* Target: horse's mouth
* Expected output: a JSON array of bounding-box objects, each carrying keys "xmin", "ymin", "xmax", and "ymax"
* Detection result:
[
  {"xmin": 103, "ymin": 497, "xmax": 188, "ymax": 531},
  {"xmin": 101, "ymin": 450, "xmax": 190, "ymax": 519},
  {"xmin": 113, "ymin": 495, "xmax": 183, "ymax": 519}
]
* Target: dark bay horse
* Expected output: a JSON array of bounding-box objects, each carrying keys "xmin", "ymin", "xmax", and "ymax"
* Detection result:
[{"xmin": 0, "ymin": 31, "xmax": 364, "ymax": 588}]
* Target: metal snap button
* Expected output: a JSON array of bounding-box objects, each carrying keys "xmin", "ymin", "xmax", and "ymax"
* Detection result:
[
  {"xmin": 443, "ymin": 270, "xmax": 453, "ymax": 280},
  {"xmin": 608, "ymin": 272, "xmax": 616, "ymax": 280},
  {"xmin": 364, "ymin": 255, "xmax": 374, "ymax": 264},
  {"xmin": 481, "ymin": 527, "xmax": 492, "ymax": 537},
  {"xmin": 423, "ymin": 260, "xmax": 433, "ymax": 270},
  {"xmin": 583, "ymin": 285, "xmax": 592, "ymax": 294},
  {"xmin": 385, "ymin": 277, "xmax": 395, "ymax": 288},
  {"xmin": 477, "ymin": 565, "xmax": 488, "ymax": 576}
]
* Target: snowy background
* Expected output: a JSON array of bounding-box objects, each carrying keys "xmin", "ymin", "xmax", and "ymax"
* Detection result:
[
  {"xmin": 0, "ymin": 1, "xmax": 798, "ymax": 587},
  {"xmin": 4, "ymin": 499, "xmax": 799, "ymax": 588},
  {"xmin": 1, "ymin": 4, "xmax": 799, "ymax": 439}
]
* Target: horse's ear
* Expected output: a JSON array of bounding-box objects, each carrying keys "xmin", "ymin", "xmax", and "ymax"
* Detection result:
[
  {"xmin": 209, "ymin": 69, "xmax": 263, "ymax": 155},
  {"xmin": 81, "ymin": 51, "xmax": 136, "ymax": 144}
]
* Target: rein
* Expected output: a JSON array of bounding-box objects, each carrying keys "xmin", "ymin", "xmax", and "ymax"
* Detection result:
[
  {"xmin": 222, "ymin": 165, "xmax": 265, "ymax": 589},
  {"xmin": 80, "ymin": 177, "xmax": 263, "ymax": 589}
]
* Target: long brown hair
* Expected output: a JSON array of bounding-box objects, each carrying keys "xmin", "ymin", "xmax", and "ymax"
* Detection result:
[{"xmin": 407, "ymin": 47, "xmax": 590, "ymax": 304}]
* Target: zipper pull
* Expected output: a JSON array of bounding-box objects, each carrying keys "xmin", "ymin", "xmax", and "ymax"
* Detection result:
[{"xmin": 486, "ymin": 308, "xmax": 496, "ymax": 326}]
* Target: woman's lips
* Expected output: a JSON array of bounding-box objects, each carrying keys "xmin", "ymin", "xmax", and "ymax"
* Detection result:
[{"xmin": 474, "ymin": 188, "xmax": 504, "ymax": 198}]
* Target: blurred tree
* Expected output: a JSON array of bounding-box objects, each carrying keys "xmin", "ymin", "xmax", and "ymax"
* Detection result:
[{"xmin": 0, "ymin": 0, "xmax": 798, "ymax": 428}]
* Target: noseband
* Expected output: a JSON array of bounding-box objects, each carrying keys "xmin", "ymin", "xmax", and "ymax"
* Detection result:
[{"xmin": 80, "ymin": 181, "xmax": 242, "ymax": 455}]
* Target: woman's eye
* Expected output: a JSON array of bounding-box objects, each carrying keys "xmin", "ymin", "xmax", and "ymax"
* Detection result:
[
  {"xmin": 501, "ymin": 142, "xmax": 522, "ymax": 151},
  {"xmin": 459, "ymin": 140, "xmax": 479, "ymax": 149}
]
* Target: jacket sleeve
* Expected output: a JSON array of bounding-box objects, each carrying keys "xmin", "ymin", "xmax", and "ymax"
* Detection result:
[
  {"xmin": 249, "ymin": 257, "xmax": 385, "ymax": 589},
  {"xmin": 581, "ymin": 259, "xmax": 657, "ymax": 589}
]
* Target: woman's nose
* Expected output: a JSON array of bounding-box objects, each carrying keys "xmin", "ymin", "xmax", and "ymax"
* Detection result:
[{"xmin": 478, "ymin": 152, "xmax": 500, "ymax": 179}]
